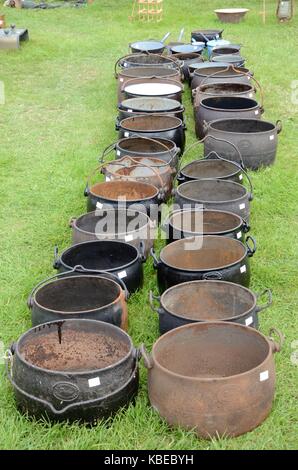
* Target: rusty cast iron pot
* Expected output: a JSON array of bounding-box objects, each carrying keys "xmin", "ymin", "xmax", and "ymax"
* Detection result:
[
  {"xmin": 53, "ymin": 240, "xmax": 145, "ymax": 294},
  {"xmin": 70, "ymin": 209, "xmax": 155, "ymax": 258},
  {"xmin": 28, "ymin": 269, "xmax": 129, "ymax": 330},
  {"xmin": 117, "ymin": 97, "xmax": 184, "ymax": 122},
  {"xmin": 84, "ymin": 180, "xmax": 162, "ymax": 221},
  {"xmin": 192, "ymin": 82, "xmax": 255, "ymax": 107},
  {"xmin": 115, "ymin": 53, "xmax": 180, "ymax": 71},
  {"xmin": 122, "ymin": 78, "xmax": 184, "ymax": 103},
  {"xmin": 101, "ymin": 156, "xmax": 175, "ymax": 201},
  {"xmin": 141, "ymin": 322, "xmax": 283, "ymax": 438},
  {"xmin": 195, "ymin": 96, "xmax": 263, "ymax": 139},
  {"xmin": 151, "ymin": 235, "xmax": 257, "ymax": 293},
  {"xmin": 117, "ymin": 67, "xmax": 182, "ymax": 102},
  {"xmin": 172, "ymin": 52, "xmax": 203, "ymax": 82},
  {"xmin": 114, "ymin": 137, "xmax": 180, "ymax": 168},
  {"xmin": 204, "ymin": 118, "xmax": 283, "ymax": 170},
  {"xmin": 212, "ymin": 44, "xmax": 241, "ymax": 56},
  {"xmin": 165, "ymin": 209, "xmax": 249, "ymax": 244},
  {"xmin": 6, "ymin": 319, "xmax": 140, "ymax": 422},
  {"xmin": 212, "ymin": 54, "xmax": 245, "ymax": 67},
  {"xmin": 149, "ymin": 281, "xmax": 273, "ymax": 333},
  {"xmin": 174, "ymin": 178, "xmax": 253, "ymax": 222},
  {"xmin": 191, "ymin": 66, "xmax": 253, "ymax": 92},
  {"xmin": 118, "ymin": 115, "xmax": 186, "ymax": 154}
]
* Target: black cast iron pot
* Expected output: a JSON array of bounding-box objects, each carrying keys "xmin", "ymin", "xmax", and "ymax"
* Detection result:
[
  {"xmin": 53, "ymin": 240, "xmax": 145, "ymax": 294},
  {"xmin": 6, "ymin": 320, "xmax": 139, "ymax": 422},
  {"xmin": 191, "ymin": 29, "xmax": 224, "ymax": 43},
  {"xmin": 117, "ymin": 97, "xmax": 185, "ymax": 122},
  {"xmin": 149, "ymin": 281, "xmax": 272, "ymax": 334},
  {"xmin": 28, "ymin": 268, "xmax": 129, "ymax": 330},
  {"xmin": 151, "ymin": 235, "xmax": 256, "ymax": 293},
  {"xmin": 165, "ymin": 209, "xmax": 249, "ymax": 244},
  {"xmin": 118, "ymin": 115, "xmax": 186, "ymax": 154}
]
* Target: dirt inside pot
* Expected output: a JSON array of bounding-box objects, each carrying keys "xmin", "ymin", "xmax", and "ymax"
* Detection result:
[
  {"xmin": 178, "ymin": 180, "xmax": 246, "ymax": 202},
  {"xmin": 170, "ymin": 210, "xmax": 242, "ymax": 234},
  {"xmin": 182, "ymin": 160, "xmax": 239, "ymax": 179},
  {"xmin": 210, "ymin": 119, "xmax": 275, "ymax": 133},
  {"xmin": 118, "ymin": 137, "xmax": 175, "ymax": 154},
  {"xmin": 76, "ymin": 211, "xmax": 147, "ymax": 234},
  {"xmin": 21, "ymin": 329, "xmax": 129, "ymax": 372},
  {"xmin": 121, "ymin": 115, "xmax": 180, "ymax": 132},
  {"xmin": 90, "ymin": 181, "xmax": 158, "ymax": 201}
]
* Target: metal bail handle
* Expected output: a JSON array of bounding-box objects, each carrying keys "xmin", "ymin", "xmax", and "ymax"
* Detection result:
[
  {"xmin": 245, "ymin": 236, "xmax": 257, "ymax": 257},
  {"xmin": 139, "ymin": 344, "xmax": 154, "ymax": 369},
  {"xmin": 268, "ymin": 328, "xmax": 284, "ymax": 354},
  {"xmin": 149, "ymin": 291, "xmax": 161, "ymax": 313},
  {"xmin": 150, "ymin": 248, "xmax": 161, "ymax": 268},
  {"xmin": 256, "ymin": 289, "xmax": 273, "ymax": 313}
]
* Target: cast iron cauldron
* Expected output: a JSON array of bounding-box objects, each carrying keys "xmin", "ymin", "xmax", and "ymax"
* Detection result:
[
  {"xmin": 212, "ymin": 54, "xmax": 245, "ymax": 67},
  {"xmin": 84, "ymin": 180, "xmax": 162, "ymax": 221},
  {"xmin": 141, "ymin": 322, "xmax": 283, "ymax": 438},
  {"xmin": 212, "ymin": 44, "xmax": 241, "ymax": 56},
  {"xmin": 195, "ymin": 96, "xmax": 263, "ymax": 139},
  {"xmin": 28, "ymin": 268, "xmax": 129, "ymax": 329},
  {"xmin": 70, "ymin": 209, "xmax": 155, "ymax": 258},
  {"xmin": 204, "ymin": 118, "xmax": 283, "ymax": 170},
  {"xmin": 6, "ymin": 319, "xmax": 140, "ymax": 422},
  {"xmin": 101, "ymin": 156, "xmax": 175, "ymax": 201},
  {"xmin": 191, "ymin": 66, "xmax": 253, "ymax": 92},
  {"xmin": 165, "ymin": 209, "xmax": 249, "ymax": 244},
  {"xmin": 176, "ymin": 137, "xmax": 248, "ymax": 185},
  {"xmin": 151, "ymin": 235, "xmax": 257, "ymax": 293},
  {"xmin": 170, "ymin": 43, "xmax": 205, "ymax": 55},
  {"xmin": 117, "ymin": 67, "xmax": 182, "ymax": 102},
  {"xmin": 129, "ymin": 33, "xmax": 171, "ymax": 54},
  {"xmin": 174, "ymin": 178, "xmax": 253, "ymax": 222},
  {"xmin": 193, "ymin": 82, "xmax": 255, "ymax": 107},
  {"xmin": 115, "ymin": 53, "xmax": 180, "ymax": 71},
  {"xmin": 53, "ymin": 240, "xmax": 145, "ymax": 294},
  {"xmin": 122, "ymin": 79, "xmax": 184, "ymax": 103},
  {"xmin": 149, "ymin": 281, "xmax": 273, "ymax": 333},
  {"xmin": 117, "ymin": 97, "xmax": 184, "ymax": 122},
  {"xmin": 191, "ymin": 29, "xmax": 224, "ymax": 44},
  {"xmin": 103, "ymin": 136, "xmax": 180, "ymax": 169},
  {"xmin": 118, "ymin": 115, "xmax": 186, "ymax": 153},
  {"xmin": 172, "ymin": 52, "xmax": 203, "ymax": 82}
]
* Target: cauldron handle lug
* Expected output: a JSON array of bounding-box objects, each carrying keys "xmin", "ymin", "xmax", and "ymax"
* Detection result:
[
  {"xmin": 255, "ymin": 289, "xmax": 273, "ymax": 313},
  {"xmin": 53, "ymin": 246, "xmax": 61, "ymax": 269},
  {"xmin": 69, "ymin": 217, "xmax": 76, "ymax": 228},
  {"xmin": 149, "ymin": 291, "xmax": 161, "ymax": 314},
  {"xmin": 242, "ymin": 219, "xmax": 250, "ymax": 233},
  {"xmin": 84, "ymin": 184, "xmax": 90, "ymax": 197},
  {"xmin": 139, "ymin": 344, "xmax": 154, "ymax": 369},
  {"xmin": 115, "ymin": 118, "xmax": 120, "ymax": 131},
  {"xmin": 245, "ymin": 236, "xmax": 257, "ymax": 257},
  {"xmin": 150, "ymin": 248, "xmax": 160, "ymax": 269},
  {"xmin": 139, "ymin": 241, "xmax": 146, "ymax": 263},
  {"xmin": 276, "ymin": 120, "xmax": 283, "ymax": 134},
  {"xmin": 268, "ymin": 328, "xmax": 284, "ymax": 354}
]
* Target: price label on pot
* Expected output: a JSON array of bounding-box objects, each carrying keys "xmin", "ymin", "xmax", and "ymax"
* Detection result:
[
  {"xmin": 118, "ymin": 270, "xmax": 127, "ymax": 279},
  {"xmin": 96, "ymin": 202, "xmax": 103, "ymax": 209},
  {"xmin": 240, "ymin": 265, "xmax": 247, "ymax": 274},
  {"xmin": 245, "ymin": 316, "xmax": 253, "ymax": 326},
  {"xmin": 239, "ymin": 174, "xmax": 243, "ymax": 181},
  {"xmin": 88, "ymin": 377, "xmax": 101, "ymax": 388},
  {"xmin": 270, "ymin": 135, "xmax": 275, "ymax": 141},
  {"xmin": 125, "ymin": 234, "xmax": 134, "ymax": 242},
  {"xmin": 128, "ymin": 109, "xmax": 133, "ymax": 113},
  {"xmin": 255, "ymin": 110, "xmax": 259, "ymax": 115},
  {"xmin": 249, "ymin": 93, "xmax": 253, "ymax": 98},
  {"xmin": 120, "ymin": 78, "xmax": 124, "ymax": 82},
  {"xmin": 239, "ymin": 203, "xmax": 246, "ymax": 210},
  {"xmin": 116, "ymin": 150, "xmax": 121, "ymax": 156},
  {"xmin": 105, "ymin": 176, "xmax": 111, "ymax": 182},
  {"xmin": 236, "ymin": 231, "xmax": 242, "ymax": 239},
  {"xmin": 124, "ymin": 132, "xmax": 130, "ymax": 137},
  {"xmin": 260, "ymin": 370, "xmax": 269, "ymax": 382}
]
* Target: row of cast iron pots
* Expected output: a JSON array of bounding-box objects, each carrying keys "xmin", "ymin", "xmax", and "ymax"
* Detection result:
[
  {"xmin": 140, "ymin": 322, "xmax": 283, "ymax": 438},
  {"xmin": 151, "ymin": 235, "xmax": 257, "ymax": 294},
  {"xmin": 53, "ymin": 240, "xmax": 145, "ymax": 294},
  {"xmin": 149, "ymin": 280, "xmax": 272, "ymax": 333},
  {"xmin": 6, "ymin": 319, "xmax": 140, "ymax": 422}
]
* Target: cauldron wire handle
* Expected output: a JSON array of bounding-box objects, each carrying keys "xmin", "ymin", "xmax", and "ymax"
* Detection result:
[
  {"xmin": 149, "ymin": 291, "xmax": 161, "ymax": 314},
  {"xmin": 245, "ymin": 236, "xmax": 257, "ymax": 257},
  {"xmin": 255, "ymin": 289, "xmax": 273, "ymax": 313},
  {"xmin": 268, "ymin": 328, "xmax": 284, "ymax": 354},
  {"xmin": 139, "ymin": 344, "xmax": 154, "ymax": 369},
  {"xmin": 230, "ymin": 64, "xmax": 264, "ymax": 109}
]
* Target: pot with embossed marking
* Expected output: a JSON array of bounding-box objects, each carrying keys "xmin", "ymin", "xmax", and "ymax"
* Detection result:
[
  {"xmin": 6, "ymin": 319, "xmax": 140, "ymax": 422},
  {"xmin": 141, "ymin": 322, "xmax": 283, "ymax": 438}
]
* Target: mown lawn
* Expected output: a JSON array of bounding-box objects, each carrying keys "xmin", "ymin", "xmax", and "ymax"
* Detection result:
[{"xmin": 0, "ymin": 0, "xmax": 297, "ymax": 450}]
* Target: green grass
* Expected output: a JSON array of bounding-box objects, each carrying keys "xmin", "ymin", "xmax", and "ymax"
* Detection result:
[{"xmin": 0, "ymin": 0, "xmax": 298, "ymax": 450}]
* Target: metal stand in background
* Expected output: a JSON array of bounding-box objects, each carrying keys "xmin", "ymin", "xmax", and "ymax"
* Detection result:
[
  {"xmin": 0, "ymin": 24, "xmax": 29, "ymax": 50},
  {"xmin": 276, "ymin": 0, "xmax": 294, "ymax": 21},
  {"xmin": 130, "ymin": 0, "xmax": 163, "ymax": 22}
]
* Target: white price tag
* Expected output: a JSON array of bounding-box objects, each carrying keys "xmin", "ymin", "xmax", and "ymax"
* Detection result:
[
  {"xmin": 270, "ymin": 135, "xmax": 275, "ymax": 141},
  {"xmin": 239, "ymin": 203, "xmax": 246, "ymax": 210},
  {"xmin": 116, "ymin": 150, "xmax": 121, "ymax": 156},
  {"xmin": 260, "ymin": 371, "xmax": 269, "ymax": 382},
  {"xmin": 120, "ymin": 78, "xmax": 124, "ymax": 82},
  {"xmin": 245, "ymin": 316, "xmax": 253, "ymax": 326},
  {"xmin": 239, "ymin": 174, "xmax": 243, "ymax": 181},
  {"xmin": 125, "ymin": 234, "xmax": 134, "ymax": 242},
  {"xmin": 236, "ymin": 231, "xmax": 242, "ymax": 240},
  {"xmin": 118, "ymin": 270, "xmax": 127, "ymax": 279},
  {"xmin": 240, "ymin": 265, "xmax": 247, "ymax": 274},
  {"xmin": 255, "ymin": 110, "xmax": 259, "ymax": 115},
  {"xmin": 249, "ymin": 93, "xmax": 253, "ymax": 98},
  {"xmin": 106, "ymin": 176, "xmax": 111, "ymax": 182},
  {"xmin": 128, "ymin": 109, "xmax": 133, "ymax": 113},
  {"xmin": 96, "ymin": 202, "xmax": 103, "ymax": 209},
  {"xmin": 88, "ymin": 377, "xmax": 101, "ymax": 388},
  {"xmin": 124, "ymin": 132, "xmax": 130, "ymax": 137}
]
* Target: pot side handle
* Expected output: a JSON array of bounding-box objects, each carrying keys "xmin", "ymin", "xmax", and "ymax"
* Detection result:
[
  {"xmin": 150, "ymin": 248, "xmax": 161, "ymax": 269},
  {"xmin": 245, "ymin": 236, "xmax": 257, "ymax": 257},
  {"xmin": 276, "ymin": 120, "xmax": 283, "ymax": 134},
  {"xmin": 149, "ymin": 291, "xmax": 161, "ymax": 314},
  {"xmin": 202, "ymin": 271, "xmax": 223, "ymax": 280},
  {"xmin": 139, "ymin": 344, "xmax": 154, "ymax": 369},
  {"xmin": 268, "ymin": 328, "xmax": 284, "ymax": 354},
  {"xmin": 255, "ymin": 289, "xmax": 273, "ymax": 313}
]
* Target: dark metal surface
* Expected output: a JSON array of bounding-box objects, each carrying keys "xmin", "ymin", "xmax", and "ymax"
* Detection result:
[
  {"xmin": 191, "ymin": 29, "xmax": 224, "ymax": 43},
  {"xmin": 191, "ymin": 66, "xmax": 252, "ymax": 91},
  {"xmin": 115, "ymin": 137, "xmax": 180, "ymax": 167},
  {"xmin": 193, "ymin": 82, "xmax": 255, "ymax": 107}
]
